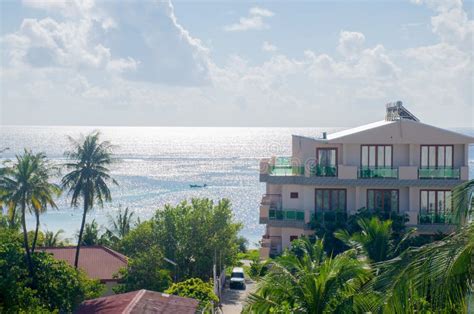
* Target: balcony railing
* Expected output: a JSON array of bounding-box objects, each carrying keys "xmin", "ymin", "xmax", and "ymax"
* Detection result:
[
  {"xmin": 269, "ymin": 209, "xmax": 305, "ymax": 221},
  {"xmin": 310, "ymin": 165, "xmax": 337, "ymax": 177},
  {"xmin": 358, "ymin": 167, "xmax": 398, "ymax": 179},
  {"xmin": 418, "ymin": 167, "xmax": 460, "ymax": 179},
  {"xmin": 269, "ymin": 165, "xmax": 305, "ymax": 176},
  {"xmin": 312, "ymin": 211, "xmax": 347, "ymax": 223},
  {"xmin": 419, "ymin": 212, "xmax": 455, "ymax": 224}
]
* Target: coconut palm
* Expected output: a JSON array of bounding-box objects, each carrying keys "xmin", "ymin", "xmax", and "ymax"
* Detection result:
[
  {"xmin": 44, "ymin": 229, "xmax": 65, "ymax": 247},
  {"xmin": 0, "ymin": 151, "xmax": 58, "ymax": 277},
  {"xmin": 335, "ymin": 217, "xmax": 414, "ymax": 263},
  {"xmin": 244, "ymin": 238, "xmax": 373, "ymax": 313},
  {"xmin": 61, "ymin": 131, "xmax": 117, "ymax": 268},
  {"xmin": 107, "ymin": 206, "xmax": 135, "ymax": 239},
  {"xmin": 372, "ymin": 180, "xmax": 474, "ymax": 312},
  {"xmin": 29, "ymin": 155, "xmax": 60, "ymax": 252}
]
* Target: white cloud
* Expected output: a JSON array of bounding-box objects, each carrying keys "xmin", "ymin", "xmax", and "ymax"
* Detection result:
[
  {"xmin": 262, "ymin": 41, "xmax": 277, "ymax": 52},
  {"xmin": 249, "ymin": 7, "xmax": 274, "ymax": 17},
  {"xmin": 1, "ymin": 0, "xmax": 473, "ymax": 127},
  {"xmin": 337, "ymin": 31, "xmax": 366, "ymax": 58},
  {"xmin": 224, "ymin": 6, "xmax": 274, "ymax": 31}
]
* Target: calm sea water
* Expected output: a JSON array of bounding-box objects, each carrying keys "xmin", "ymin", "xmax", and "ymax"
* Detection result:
[{"xmin": 1, "ymin": 126, "xmax": 473, "ymax": 246}]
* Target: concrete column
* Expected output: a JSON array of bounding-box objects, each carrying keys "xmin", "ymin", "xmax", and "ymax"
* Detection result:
[
  {"xmin": 465, "ymin": 144, "xmax": 469, "ymax": 166},
  {"xmin": 409, "ymin": 144, "xmax": 416, "ymax": 166},
  {"xmin": 355, "ymin": 186, "xmax": 361, "ymax": 214},
  {"xmin": 341, "ymin": 144, "xmax": 346, "ymax": 165}
]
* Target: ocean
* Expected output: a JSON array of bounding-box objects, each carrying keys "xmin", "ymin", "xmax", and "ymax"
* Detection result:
[{"xmin": 1, "ymin": 126, "xmax": 473, "ymax": 246}]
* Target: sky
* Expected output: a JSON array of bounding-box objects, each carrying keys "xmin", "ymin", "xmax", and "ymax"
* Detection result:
[{"xmin": 0, "ymin": 0, "xmax": 473, "ymax": 127}]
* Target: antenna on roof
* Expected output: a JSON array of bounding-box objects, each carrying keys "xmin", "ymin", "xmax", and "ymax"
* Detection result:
[{"xmin": 385, "ymin": 101, "xmax": 419, "ymax": 122}]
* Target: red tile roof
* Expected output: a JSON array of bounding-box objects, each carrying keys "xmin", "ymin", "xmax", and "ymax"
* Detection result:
[
  {"xmin": 75, "ymin": 289, "xmax": 200, "ymax": 314},
  {"xmin": 41, "ymin": 246, "xmax": 128, "ymax": 282}
]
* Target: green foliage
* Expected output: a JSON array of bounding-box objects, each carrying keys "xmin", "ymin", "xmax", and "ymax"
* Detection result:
[
  {"xmin": 118, "ymin": 220, "xmax": 155, "ymax": 257},
  {"xmin": 107, "ymin": 206, "xmax": 135, "ymax": 240},
  {"xmin": 32, "ymin": 252, "xmax": 103, "ymax": 311},
  {"xmin": 119, "ymin": 198, "xmax": 242, "ymax": 281},
  {"xmin": 43, "ymin": 229, "xmax": 68, "ymax": 247},
  {"xmin": 0, "ymin": 150, "xmax": 60, "ymax": 277},
  {"xmin": 244, "ymin": 238, "xmax": 373, "ymax": 313},
  {"xmin": 165, "ymin": 278, "xmax": 218, "ymax": 310},
  {"xmin": 310, "ymin": 207, "xmax": 409, "ymax": 255},
  {"xmin": 0, "ymin": 228, "xmax": 103, "ymax": 312},
  {"xmin": 27, "ymin": 230, "xmax": 45, "ymax": 248},
  {"xmin": 370, "ymin": 223, "xmax": 474, "ymax": 313},
  {"xmin": 335, "ymin": 217, "xmax": 410, "ymax": 262},
  {"xmin": 114, "ymin": 247, "xmax": 172, "ymax": 294},
  {"xmin": 62, "ymin": 131, "xmax": 117, "ymax": 267},
  {"xmin": 236, "ymin": 236, "xmax": 248, "ymax": 253},
  {"xmin": 248, "ymin": 257, "xmax": 267, "ymax": 281},
  {"xmin": 237, "ymin": 249, "xmax": 259, "ymax": 261}
]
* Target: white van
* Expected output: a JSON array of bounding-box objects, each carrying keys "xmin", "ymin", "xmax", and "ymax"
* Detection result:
[{"xmin": 229, "ymin": 267, "xmax": 246, "ymax": 290}]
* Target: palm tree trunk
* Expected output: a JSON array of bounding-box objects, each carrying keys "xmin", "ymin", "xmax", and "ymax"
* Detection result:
[
  {"xmin": 9, "ymin": 205, "xmax": 16, "ymax": 229},
  {"xmin": 32, "ymin": 210, "xmax": 40, "ymax": 253},
  {"xmin": 75, "ymin": 196, "xmax": 88, "ymax": 268},
  {"xmin": 21, "ymin": 199, "xmax": 34, "ymax": 282}
]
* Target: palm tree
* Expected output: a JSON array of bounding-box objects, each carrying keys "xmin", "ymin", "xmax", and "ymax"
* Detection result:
[
  {"xmin": 372, "ymin": 180, "xmax": 474, "ymax": 312},
  {"xmin": 28, "ymin": 154, "xmax": 60, "ymax": 253},
  {"xmin": 0, "ymin": 151, "xmax": 58, "ymax": 277},
  {"xmin": 44, "ymin": 229, "xmax": 65, "ymax": 247},
  {"xmin": 335, "ymin": 217, "xmax": 413, "ymax": 263},
  {"xmin": 107, "ymin": 206, "xmax": 135, "ymax": 239},
  {"xmin": 62, "ymin": 131, "xmax": 117, "ymax": 268},
  {"xmin": 79, "ymin": 219, "xmax": 101, "ymax": 246},
  {"xmin": 244, "ymin": 238, "xmax": 372, "ymax": 313}
]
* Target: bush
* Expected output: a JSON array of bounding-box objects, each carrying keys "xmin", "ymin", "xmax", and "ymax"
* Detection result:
[
  {"xmin": 248, "ymin": 257, "xmax": 267, "ymax": 281},
  {"xmin": 165, "ymin": 278, "xmax": 218, "ymax": 311},
  {"xmin": 118, "ymin": 198, "xmax": 242, "ymax": 281},
  {"xmin": 0, "ymin": 229, "xmax": 103, "ymax": 312},
  {"xmin": 114, "ymin": 247, "xmax": 172, "ymax": 294}
]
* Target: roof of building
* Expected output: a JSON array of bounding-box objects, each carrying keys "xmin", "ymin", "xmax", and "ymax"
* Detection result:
[
  {"xmin": 293, "ymin": 118, "xmax": 473, "ymax": 144},
  {"xmin": 41, "ymin": 245, "xmax": 127, "ymax": 282},
  {"xmin": 75, "ymin": 289, "xmax": 200, "ymax": 314},
  {"xmin": 326, "ymin": 120, "xmax": 394, "ymax": 140},
  {"xmin": 293, "ymin": 103, "xmax": 474, "ymax": 144}
]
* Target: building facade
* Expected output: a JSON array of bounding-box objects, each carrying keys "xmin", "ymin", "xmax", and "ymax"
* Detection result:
[{"xmin": 259, "ymin": 103, "xmax": 473, "ymax": 259}]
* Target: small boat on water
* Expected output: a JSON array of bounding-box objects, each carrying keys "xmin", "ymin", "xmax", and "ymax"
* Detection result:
[{"xmin": 190, "ymin": 184, "xmax": 207, "ymax": 188}]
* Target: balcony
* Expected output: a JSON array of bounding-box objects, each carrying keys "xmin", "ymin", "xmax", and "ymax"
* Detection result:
[
  {"xmin": 269, "ymin": 209, "xmax": 305, "ymax": 221},
  {"xmin": 310, "ymin": 165, "xmax": 337, "ymax": 177},
  {"xmin": 312, "ymin": 211, "xmax": 347, "ymax": 224},
  {"xmin": 419, "ymin": 212, "xmax": 456, "ymax": 224},
  {"xmin": 358, "ymin": 167, "xmax": 398, "ymax": 179},
  {"xmin": 418, "ymin": 167, "xmax": 460, "ymax": 179},
  {"xmin": 265, "ymin": 157, "xmax": 305, "ymax": 176},
  {"xmin": 261, "ymin": 194, "xmax": 282, "ymax": 210}
]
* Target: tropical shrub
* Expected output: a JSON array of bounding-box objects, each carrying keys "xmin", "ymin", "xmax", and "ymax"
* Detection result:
[
  {"xmin": 244, "ymin": 238, "xmax": 373, "ymax": 313},
  {"xmin": 0, "ymin": 229, "xmax": 103, "ymax": 312},
  {"xmin": 165, "ymin": 278, "xmax": 218, "ymax": 311},
  {"xmin": 335, "ymin": 217, "xmax": 413, "ymax": 262},
  {"xmin": 114, "ymin": 247, "xmax": 172, "ymax": 293},
  {"xmin": 119, "ymin": 198, "xmax": 242, "ymax": 281}
]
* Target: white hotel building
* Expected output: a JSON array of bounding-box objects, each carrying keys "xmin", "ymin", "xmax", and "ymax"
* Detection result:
[{"xmin": 259, "ymin": 102, "xmax": 473, "ymax": 259}]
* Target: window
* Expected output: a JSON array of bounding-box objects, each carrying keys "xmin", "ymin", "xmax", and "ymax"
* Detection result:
[
  {"xmin": 290, "ymin": 192, "xmax": 299, "ymax": 199},
  {"xmin": 317, "ymin": 148, "xmax": 337, "ymax": 167},
  {"xmin": 367, "ymin": 189, "xmax": 399, "ymax": 212},
  {"xmin": 420, "ymin": 145, "xmax": 453, "ymax": 168},
  {"xmin": 315, "ymin": 189, "xmax": 346, "ymax": 212},
  {"xmin": 420, "ymin": 190, "xmax": 452, "ymax": 214},
  {"xmin": 361, "ymin": 145, "xmax": 392, "ymax": 167}
]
